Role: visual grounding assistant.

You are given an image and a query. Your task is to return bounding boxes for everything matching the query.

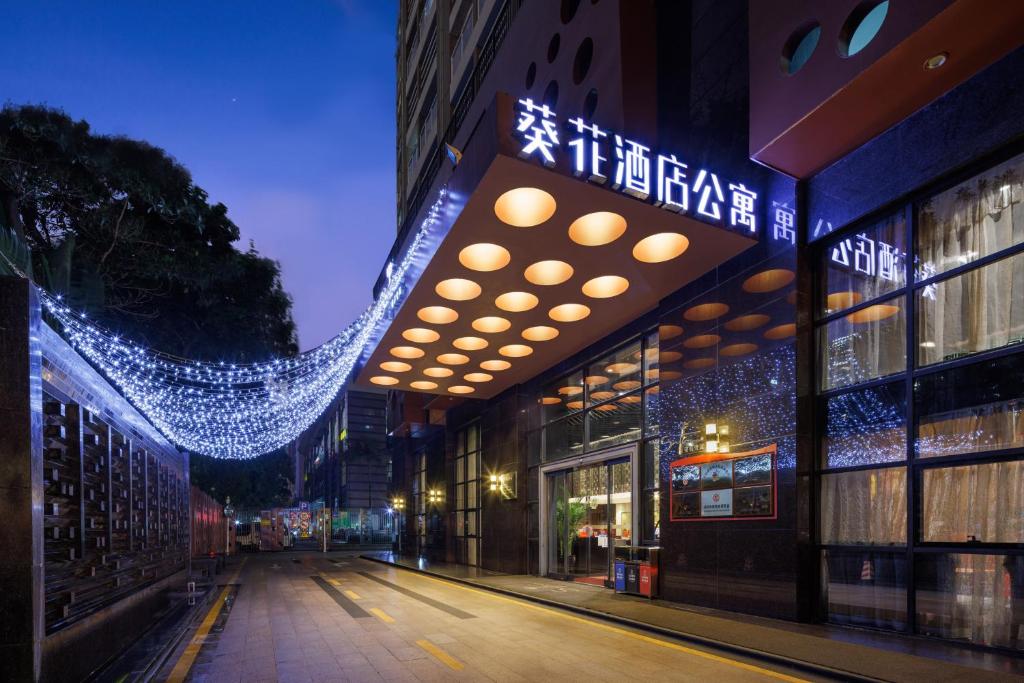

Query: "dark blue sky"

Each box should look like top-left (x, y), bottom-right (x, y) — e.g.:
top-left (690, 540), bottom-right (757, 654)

top-left (1, 1), bottom-right (398, 350)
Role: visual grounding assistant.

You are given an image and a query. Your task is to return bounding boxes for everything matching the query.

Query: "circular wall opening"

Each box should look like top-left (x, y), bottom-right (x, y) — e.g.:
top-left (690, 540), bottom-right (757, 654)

top-left (561, 0), bottom-right (581, 23)
top-left (780, 22), bottom-right (821, 75)
top-left (839, 1), bottom-right (889, 58)
top-left (543, 80), bottom-right (559, 108)
top-left (573, 38), bottom-right (594, 84)
top-left (547, 33), bottom-right (561, 63)
top-left (583, 88), bottom-right (598, 118)
top-left (525, 61), bottom-right (537, 88)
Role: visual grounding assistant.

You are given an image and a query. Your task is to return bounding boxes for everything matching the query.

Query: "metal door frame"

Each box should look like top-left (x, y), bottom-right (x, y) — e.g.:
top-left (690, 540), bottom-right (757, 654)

top-left (538, 443), bottom-right (639, 577)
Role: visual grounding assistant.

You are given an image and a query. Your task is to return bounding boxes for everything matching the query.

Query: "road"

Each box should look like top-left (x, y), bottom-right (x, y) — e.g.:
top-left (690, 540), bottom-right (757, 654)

top-left (163, 551), bottom-right (824, 683)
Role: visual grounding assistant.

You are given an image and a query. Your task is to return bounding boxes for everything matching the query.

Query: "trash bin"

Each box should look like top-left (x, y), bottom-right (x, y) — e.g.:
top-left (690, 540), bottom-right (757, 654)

top-left (614, 561), bottom-right (626, 591)
top-left (624, 561), bottom-right (640, 594)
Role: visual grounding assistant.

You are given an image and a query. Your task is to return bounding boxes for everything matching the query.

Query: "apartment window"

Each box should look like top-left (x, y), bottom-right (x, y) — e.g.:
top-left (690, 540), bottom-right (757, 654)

top-left (816, 149), bottom-right (1024, 650)
top-left (454, 423), bottom-right (481, 566)
top-left (451, 7), bottom-right (475, 76)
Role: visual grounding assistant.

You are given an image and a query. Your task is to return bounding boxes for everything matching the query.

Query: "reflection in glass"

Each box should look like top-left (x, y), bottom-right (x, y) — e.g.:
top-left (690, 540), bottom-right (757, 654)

top-left (818, 295), bottom-right (906, 391)
top-left (916, 251), bottom-right (1024, 365)
top-left (822, 550), bottom-right (907, 630)
top-left (916, 151), bottom-right (1024, 280)
top-left (544, 413), bottom-right (584, 461)
top-left (922, 460), bottom-right (1024, 543)
top-left (589, 341), bottom-right (642, 407)
top-left (916, 354), bottom-right (1024, 458)
top-left (645, 385), bottom-right (659, 436)
top-left (822, 383), bottom-right (906, 468)
top-left (644, 330), bottom-right (659, 385)
top-left (587, 393), bottom-right (642, 450)
top-left (916, 553), bottom-right (1024, 651)
top-left (820, 213), bottom-right (906, 317)
top-left (821, 468), bottom-right (907, 545)
top-left (541, 370), bottom-right (584, 423)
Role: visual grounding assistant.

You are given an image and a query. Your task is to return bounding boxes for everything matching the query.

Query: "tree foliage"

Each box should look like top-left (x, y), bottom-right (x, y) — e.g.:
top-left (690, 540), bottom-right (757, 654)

top-left (189, 450), bottom-right (295, 511)
top-left (0, 104), bottom-right (298, 362)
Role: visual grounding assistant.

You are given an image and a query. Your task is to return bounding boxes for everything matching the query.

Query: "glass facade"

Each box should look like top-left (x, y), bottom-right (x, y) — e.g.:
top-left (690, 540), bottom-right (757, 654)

top-left (453, 423), bottom-right (480, 566)
top-left (816, 151), bottom-right (1024, 651)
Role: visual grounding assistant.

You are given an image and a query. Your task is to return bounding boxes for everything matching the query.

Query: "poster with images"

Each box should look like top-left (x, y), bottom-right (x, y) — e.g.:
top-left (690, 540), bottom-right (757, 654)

top-left (668, 444), bottom-right (777, 522)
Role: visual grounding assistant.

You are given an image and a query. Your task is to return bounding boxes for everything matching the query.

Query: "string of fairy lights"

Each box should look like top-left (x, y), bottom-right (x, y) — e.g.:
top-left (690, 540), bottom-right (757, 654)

top-left (32, 188), bottom-right (448, 459)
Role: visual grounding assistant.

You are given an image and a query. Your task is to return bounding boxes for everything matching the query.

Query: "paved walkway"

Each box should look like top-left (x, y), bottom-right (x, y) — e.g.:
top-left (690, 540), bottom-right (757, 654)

top-left (160, 551), bottom-right (832, 682)
top-left (361, 552), bottom-right (1024, 682)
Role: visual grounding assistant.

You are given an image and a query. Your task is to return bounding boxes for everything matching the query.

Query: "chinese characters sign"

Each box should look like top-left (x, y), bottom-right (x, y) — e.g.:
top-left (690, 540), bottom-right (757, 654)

top-left (515, 97), bottom-right (759, 234)
top-left (669, 444), bottom-right (777, 522)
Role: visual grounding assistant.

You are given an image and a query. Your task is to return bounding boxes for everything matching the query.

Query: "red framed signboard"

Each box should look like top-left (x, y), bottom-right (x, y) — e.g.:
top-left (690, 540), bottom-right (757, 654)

top-left (669, 444), bottom-right (777, 522)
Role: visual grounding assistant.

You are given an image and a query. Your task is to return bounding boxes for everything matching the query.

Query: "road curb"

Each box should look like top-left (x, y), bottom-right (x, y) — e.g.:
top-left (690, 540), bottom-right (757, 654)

top-left (361, 554), bottom-right (883, 683)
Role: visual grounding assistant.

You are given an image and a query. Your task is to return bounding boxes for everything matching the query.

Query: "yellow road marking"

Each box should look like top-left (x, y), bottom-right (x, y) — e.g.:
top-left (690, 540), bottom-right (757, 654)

top-left (329, 578), bottom-right (343, 587)
top-left (416, 639), bottom-right (464, 671)
top-left (165, 557), bottom-right (247, 683)
top-left (402, 570), bottom-right (807, 683)
top-left (344, 589), bottom-right (361, 600)
top-left (369, 607), bottom-right (395, 623)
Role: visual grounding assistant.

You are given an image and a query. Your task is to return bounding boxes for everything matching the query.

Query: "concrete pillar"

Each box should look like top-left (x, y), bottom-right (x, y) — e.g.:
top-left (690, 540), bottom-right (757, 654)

top-left (0, 277), bottom-right (44, 681)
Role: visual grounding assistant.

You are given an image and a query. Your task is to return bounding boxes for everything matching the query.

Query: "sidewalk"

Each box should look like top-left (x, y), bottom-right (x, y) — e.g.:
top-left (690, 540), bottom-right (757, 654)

top-left (362, 552), bottom-right (1023, 682)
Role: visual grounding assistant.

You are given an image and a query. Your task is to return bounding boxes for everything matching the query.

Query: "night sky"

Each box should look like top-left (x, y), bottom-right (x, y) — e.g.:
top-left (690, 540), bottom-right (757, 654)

top-left (1, 1), bottom-right (399, 351)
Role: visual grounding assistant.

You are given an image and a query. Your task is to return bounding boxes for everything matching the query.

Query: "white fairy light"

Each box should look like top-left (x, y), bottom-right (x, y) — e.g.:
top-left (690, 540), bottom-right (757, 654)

top-left (38, 187), bottom-right (449, 460)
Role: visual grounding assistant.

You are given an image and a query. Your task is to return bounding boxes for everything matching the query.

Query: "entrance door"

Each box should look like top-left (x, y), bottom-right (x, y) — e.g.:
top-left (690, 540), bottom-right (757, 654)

top-left (545, 456), bottom-right (632, 586)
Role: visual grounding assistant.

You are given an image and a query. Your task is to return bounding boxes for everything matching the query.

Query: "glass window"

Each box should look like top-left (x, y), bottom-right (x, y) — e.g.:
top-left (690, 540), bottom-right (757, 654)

top-left (818, 295), bottom-right (906, 391)
top-left (641, 439), bottom-right (661, 544)
top-left (821, 467), bottom-right (907, 545)
top-left (915, 553), bottom-right (1024, 650)
top-left (540, 371), bottom-right (584, 422)
top-left (916, 354), bottom-right (1024, 458)
top-left (916, 251), bottom-right (1024, 365)
top-left (644, 385), bottom-right (659, 436)
top-left (588, 342), bottom-right (641, 407)
top-left (822, 550), bottom-right (907, 631)
top-left (820, 213), bottom-right (906, 317)
top-left (821, 383), bottom-right (906, 468)
top-left (544, 414), bottom-right (584, 461)
top-left (922, 460), bottom-right (1024, 543)
top-left (916, 152), bottom-right (1024, 280)
top-left (644, 330), bottom-right (659, 385)
top-left (587, 394), bottom-right (642, 450)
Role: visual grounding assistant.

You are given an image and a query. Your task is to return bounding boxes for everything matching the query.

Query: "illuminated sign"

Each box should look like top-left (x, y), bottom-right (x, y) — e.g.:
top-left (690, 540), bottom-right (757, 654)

top-left (669, 444), bottom-right (777, 522)
top-left (515, 98), bottom-right (759, 234)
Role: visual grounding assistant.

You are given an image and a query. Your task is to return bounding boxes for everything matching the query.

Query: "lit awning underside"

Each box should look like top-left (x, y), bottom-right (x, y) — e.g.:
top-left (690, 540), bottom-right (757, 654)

top-left (355, 154), bottom-right (756, 399)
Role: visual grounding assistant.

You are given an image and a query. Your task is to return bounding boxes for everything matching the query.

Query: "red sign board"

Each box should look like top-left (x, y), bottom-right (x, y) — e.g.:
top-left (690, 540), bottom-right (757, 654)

top-left (669, 444), bottom-right (777, 522)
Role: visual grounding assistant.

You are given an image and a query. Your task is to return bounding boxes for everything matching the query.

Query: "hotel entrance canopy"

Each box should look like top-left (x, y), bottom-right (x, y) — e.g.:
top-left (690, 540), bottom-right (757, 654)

top-left (355, 94), bottom-right (758, 399)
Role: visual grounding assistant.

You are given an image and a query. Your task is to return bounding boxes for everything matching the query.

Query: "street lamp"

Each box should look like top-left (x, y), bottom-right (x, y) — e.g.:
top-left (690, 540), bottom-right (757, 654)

top-left (391, 496), bottom-right (405, 557)
top-left (223, 496), bottom-right (234, 558)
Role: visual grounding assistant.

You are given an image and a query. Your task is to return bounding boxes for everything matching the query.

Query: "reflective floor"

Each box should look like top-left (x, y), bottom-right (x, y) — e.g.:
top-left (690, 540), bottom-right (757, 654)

top-left (163, 551), bottom-right (820, 682)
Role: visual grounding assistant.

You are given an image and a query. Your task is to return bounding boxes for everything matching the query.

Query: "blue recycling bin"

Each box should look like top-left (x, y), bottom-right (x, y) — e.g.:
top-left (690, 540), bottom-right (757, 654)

top-left (614, 561), bottom-right (626, 591)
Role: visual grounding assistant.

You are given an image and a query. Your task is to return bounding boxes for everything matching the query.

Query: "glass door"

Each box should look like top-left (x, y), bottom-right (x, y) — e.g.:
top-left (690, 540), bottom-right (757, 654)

top-left (569, 463), bottom-right (610, 584)
top-left (547, 470), bottom-right (570, 578)
top-left (608, 459), bottom-right (632, 559)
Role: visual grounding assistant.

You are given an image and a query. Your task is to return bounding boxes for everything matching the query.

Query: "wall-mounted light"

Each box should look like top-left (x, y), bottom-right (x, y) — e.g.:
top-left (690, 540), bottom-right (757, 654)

top-left (488, 472), bottom-right (517, 500)
top-left (704, 422), bottom-right (731, 453)
top-left (428, 489), bottom-right (444, 505)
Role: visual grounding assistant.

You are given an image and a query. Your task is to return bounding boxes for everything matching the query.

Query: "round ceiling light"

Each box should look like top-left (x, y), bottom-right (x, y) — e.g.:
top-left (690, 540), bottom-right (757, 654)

top-left (568, 211), bottom-right (627, 246)
top-left (846, 304), bottom-right (900, 324)
top-left (472, 316), bottom-right (512, 333)
top-left (418, 306), bottom-right (458, 324)
top-left (390, 346), bottom-right (425, 359)
top-left (683, 358), bottom-right (716, 369)
top-left (463, 372), bottom-right (493, 383)
top-left (539, 397), bottom-right (561, 405)
top-left (683, 334), bottom-right (721, 349)
top-left (435, 278), bottom-right (482, 301)
top-left (721, 343), bottom-right (758, 357)
top-left (659, 324), bottom-right (683, 340)
top-left (605, 362), bottom-right (638, 374)
top-left (742, 269), bottom-right (795, 293)
top-left (764, 323), bottom-right (797, 340)
top-left (423, 367), bottom-right (454, 378)
top-left (725, 314), bottom-right (771, 332)
top-left (480, 359), bottom-right (512, 371)
top-left (403, 327), bottom-right (440, 343)
top-left (566, 400), bottom-right (584, 410)
top-left (613, 380), bottom-right (641, 391)
top-left (495, 291), bottom-right (539, 312)
top-left (524, 260), bottom-right (574, 285)
top-left (558, 385), bottom-right (583, 396)
top-left (370, 376), bottom-right (399, 386)
top-left (459, 243), bottom-right (511, 272)
top-left (632, 232), bottom-right (689, 263)
top-left (522, 325), bottom-right (559, 342)
top-left (549, 303), bottom-right (591, 322)
top-left (453, 336), bottom-right (489, 351)
top-left (499, 344), bottom-right (533, 358)
top-left (379, 361), bottom-right (411, 372)
top-left (410, 380), bottom-right (438, 391)
top-left (448, 385), bottom-right (475, 395)
top-left (585, 375), bottom-right (608, 386)
top-left (494, 187), bottom-right (557, 227)
top-left (683, 302), bottom-right (729, 321)
top-left (437, 353), bottom-right (470, 365)
top-left (826, 291), bottom-right (863, 312)
top-left (582, 275), bottom-right (629, 299)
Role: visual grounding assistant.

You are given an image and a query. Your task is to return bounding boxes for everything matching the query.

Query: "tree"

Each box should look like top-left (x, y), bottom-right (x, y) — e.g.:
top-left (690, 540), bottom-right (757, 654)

top-left (189, 450), bottom-right (295, 510)
top-left (0, 104), bottom-right (297, 362)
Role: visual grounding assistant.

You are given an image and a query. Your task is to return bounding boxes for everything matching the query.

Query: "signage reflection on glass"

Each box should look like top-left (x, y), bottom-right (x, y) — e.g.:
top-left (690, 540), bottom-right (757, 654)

top-left (668, 444), bottom-right (777, 522)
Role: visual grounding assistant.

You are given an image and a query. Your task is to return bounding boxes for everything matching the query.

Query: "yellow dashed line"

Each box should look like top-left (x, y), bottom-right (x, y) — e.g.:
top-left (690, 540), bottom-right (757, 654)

top-left (344, 589), bottom-right (361, 600)
top-left (329, 578), bottom-right (343, 587)
top-left (369, 607), bottom-right (395, 623)
top-left (416, 639), bottom-right (464, 671)
top-left (165, 557), bottom-right (247, 683)
top-left (402, 570), bottom-right (807, 683)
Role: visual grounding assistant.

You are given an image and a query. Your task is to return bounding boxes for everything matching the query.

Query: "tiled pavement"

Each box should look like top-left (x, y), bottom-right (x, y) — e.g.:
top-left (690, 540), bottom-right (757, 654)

top-left (167, 551), bottom-right (819, 683)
